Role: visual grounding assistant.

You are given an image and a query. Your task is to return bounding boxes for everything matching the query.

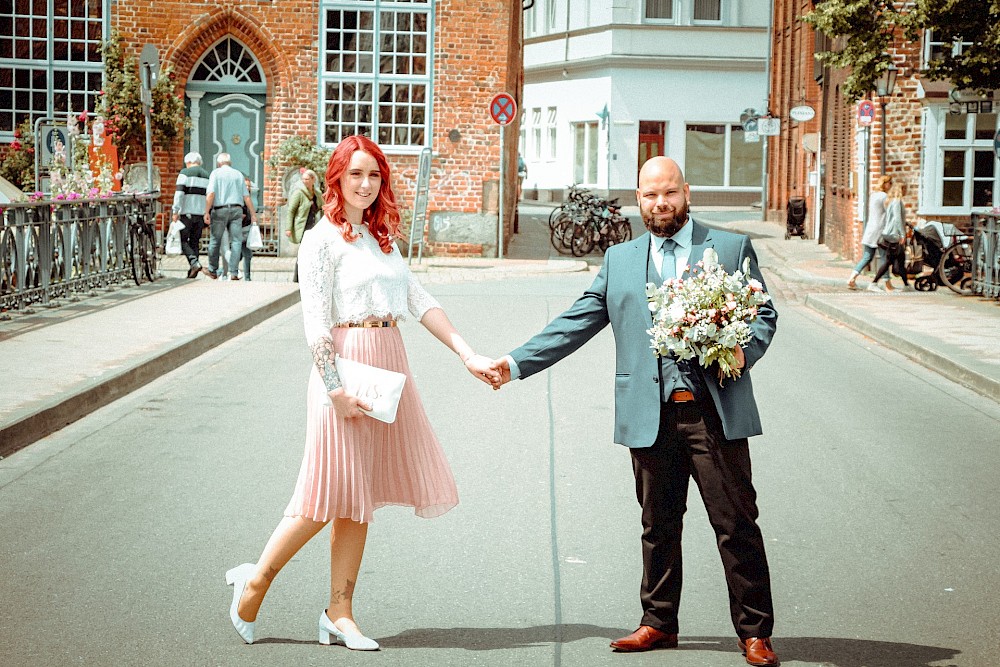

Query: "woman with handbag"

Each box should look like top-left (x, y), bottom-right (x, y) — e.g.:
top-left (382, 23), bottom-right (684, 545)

top-left (225, 135), bottom-right (500, 650)
top-left (847, 174), bottom-right (892, 290)
top-left (868, 182), bottom-right (910, 293)
top-left (287, 168), bottom-right (322, 282)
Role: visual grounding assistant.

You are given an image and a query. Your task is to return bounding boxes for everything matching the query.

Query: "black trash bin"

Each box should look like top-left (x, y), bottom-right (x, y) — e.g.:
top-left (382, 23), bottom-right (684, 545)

top-left (786, 197), bottom-right (808, 240)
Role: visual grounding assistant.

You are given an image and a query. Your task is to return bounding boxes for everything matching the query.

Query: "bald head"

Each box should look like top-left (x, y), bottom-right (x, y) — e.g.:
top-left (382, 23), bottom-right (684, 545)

top-left (638, 157), bottom-right (684, 187)
top-left (636, 157), bottom-right (690, 237)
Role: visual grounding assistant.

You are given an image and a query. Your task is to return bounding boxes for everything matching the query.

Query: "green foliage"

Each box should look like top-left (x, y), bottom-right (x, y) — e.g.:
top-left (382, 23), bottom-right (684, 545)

top-left (804, 0), bottom-right (1000, 99)
top-left (802, 0), bottom-right (902, 100)
top-left (0, 119), bottom-right (35, 192)
top-left (901, 0), bottom-right (1000, 93)
top-left (97, 30), bottom-right (188, 163)
top-left (267, 135), bottom-right (332, 180)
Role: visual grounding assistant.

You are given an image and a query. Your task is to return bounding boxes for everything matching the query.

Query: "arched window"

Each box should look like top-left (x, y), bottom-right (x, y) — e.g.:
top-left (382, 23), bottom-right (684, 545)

top-left (191, 38), bottom-right (264, 85)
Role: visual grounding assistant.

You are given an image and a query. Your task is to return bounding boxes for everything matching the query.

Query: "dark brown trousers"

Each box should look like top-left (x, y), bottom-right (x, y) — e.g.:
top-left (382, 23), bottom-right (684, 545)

top-left (630, 397), bottom-right (774, 639)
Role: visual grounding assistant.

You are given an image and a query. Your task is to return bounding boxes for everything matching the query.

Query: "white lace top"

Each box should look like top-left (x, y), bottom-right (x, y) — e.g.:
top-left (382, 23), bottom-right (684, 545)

top-left (298, 217), bottom-right (441, 346)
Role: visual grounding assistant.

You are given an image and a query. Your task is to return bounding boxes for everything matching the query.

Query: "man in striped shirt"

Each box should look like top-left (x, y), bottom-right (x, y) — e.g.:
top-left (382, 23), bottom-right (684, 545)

top-left (171, 152), bottom-right (211, 279)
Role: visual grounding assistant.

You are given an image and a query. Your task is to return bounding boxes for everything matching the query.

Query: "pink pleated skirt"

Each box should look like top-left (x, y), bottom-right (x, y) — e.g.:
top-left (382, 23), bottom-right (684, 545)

top-left (283, 326), bottom-right (459, 524)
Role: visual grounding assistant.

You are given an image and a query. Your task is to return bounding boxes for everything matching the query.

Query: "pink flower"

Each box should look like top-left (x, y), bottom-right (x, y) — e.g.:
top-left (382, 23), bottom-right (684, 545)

top-left (10, 140), bottom-right (21, 151)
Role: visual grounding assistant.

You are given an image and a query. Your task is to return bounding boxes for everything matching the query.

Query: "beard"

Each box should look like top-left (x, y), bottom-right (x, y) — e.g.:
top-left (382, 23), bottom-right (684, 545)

top-left (642, 201), bottom-right (690, 238)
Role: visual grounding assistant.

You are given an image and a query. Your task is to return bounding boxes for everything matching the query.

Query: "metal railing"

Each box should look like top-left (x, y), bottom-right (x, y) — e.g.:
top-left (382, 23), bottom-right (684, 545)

top-left (971, 212), bottom-right (1000, 299)
top-left (197, 206), bottom-right (282, 256)
top-left (0, 194), bottom-right (159, 312)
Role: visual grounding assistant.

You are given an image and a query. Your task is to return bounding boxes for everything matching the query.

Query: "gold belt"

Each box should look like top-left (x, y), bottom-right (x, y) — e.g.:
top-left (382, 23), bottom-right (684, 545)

top-left (337, 320), bottom-right (397, 328)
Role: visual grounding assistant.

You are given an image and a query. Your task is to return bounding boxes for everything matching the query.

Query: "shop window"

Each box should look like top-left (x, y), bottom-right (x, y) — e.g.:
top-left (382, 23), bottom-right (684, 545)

top-left (930, 110), bottom-right (998, 210)
top-left (546, 107), bottom-right (557, 160)
top-left (531, 107), bottom-right (542, 161)
top-left (685, 123), bottom-right (761, 188)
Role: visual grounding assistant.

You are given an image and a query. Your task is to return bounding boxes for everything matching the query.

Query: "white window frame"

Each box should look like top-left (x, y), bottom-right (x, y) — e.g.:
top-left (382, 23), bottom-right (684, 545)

top-left (546, 106), bottom-right (557, 161)
top-left (531, 107), bottom-right (542, 161)
top-left (573, 120), bottom-right (599, 186)
top-left (643, 0), bottom-right (677, 24)
top-left (920, 105), bottom-right (998, 214)
top-left (692, 0), bottom-right (724, 25)
top-left (545, 0), bottom-right (557, 33)
top-left (0, 0), bottom-right (109, 139)
top-left (922, 29), bottom-right (973, 69)
top-left (518, 108), bottom-right (526, 156)
top-left (319, 0), bottom-right (433, 153)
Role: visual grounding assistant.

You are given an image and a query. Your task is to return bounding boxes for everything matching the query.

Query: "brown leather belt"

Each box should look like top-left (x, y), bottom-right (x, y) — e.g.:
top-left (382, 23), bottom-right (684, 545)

top-left (337, 320), bottom-right (397, 328)
top-left (669, 389), bottom-right (695, 403)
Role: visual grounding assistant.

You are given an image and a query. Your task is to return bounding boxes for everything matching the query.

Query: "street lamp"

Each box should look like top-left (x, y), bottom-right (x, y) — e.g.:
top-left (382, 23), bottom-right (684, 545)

top-left (875, 62), bottom-right (899, 175)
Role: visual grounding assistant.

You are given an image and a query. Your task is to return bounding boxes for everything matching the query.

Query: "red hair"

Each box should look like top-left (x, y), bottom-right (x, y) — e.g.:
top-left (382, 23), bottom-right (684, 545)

top-left (322, 135), bottom-right (401, 254)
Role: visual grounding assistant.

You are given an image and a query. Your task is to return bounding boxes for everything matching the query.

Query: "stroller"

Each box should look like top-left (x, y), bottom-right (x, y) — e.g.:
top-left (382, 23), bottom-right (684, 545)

top-left (785, 197), bottom-right (808, 239)
top-left (907, 221), bottom-right (961, 291)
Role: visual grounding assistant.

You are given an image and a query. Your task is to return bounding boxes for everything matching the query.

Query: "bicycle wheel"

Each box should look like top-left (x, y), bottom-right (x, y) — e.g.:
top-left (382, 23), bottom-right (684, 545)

top-left (937, 239), bottom-right (973, 295)
top-left (129, 226), bottom-right (146, 285)
top-left (571, 221), bottom-right (596, 256)
top-left (548, 205), bottom-right (565, 230)
top-left (550, 218), bottom-right (574, 255)
top-left (141, 226), bottom-right (158, 282)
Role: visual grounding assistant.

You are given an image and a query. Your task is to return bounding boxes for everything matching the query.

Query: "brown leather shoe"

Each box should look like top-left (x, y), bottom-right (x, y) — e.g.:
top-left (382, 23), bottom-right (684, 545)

top-left (610, 626), bottom-right (678, 652)
top-left (739, 637), bottom-right (779, 666)
top-left (201, 267), bottom-right (217, 280)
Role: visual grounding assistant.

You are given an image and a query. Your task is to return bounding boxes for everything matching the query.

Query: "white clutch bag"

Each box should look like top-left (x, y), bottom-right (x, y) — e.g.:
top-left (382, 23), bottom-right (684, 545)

top-left (328, 354), bottom-right (407, 424)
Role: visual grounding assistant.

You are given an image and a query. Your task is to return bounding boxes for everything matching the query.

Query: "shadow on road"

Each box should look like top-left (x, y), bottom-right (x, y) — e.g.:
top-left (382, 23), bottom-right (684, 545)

top-left (377, 623), bottom-right (627, 649)
top-left (375, 627), bottom-right (960, 666)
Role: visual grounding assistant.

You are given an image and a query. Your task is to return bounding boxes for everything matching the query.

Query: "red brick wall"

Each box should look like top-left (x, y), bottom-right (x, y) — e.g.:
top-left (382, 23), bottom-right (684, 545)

top-left (113, 0), bottom-right (522, 255)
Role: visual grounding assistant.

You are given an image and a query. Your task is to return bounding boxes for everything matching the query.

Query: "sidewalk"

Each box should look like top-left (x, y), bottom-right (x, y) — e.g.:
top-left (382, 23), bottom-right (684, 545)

top-left (2, 207), bottom-right (998, 458)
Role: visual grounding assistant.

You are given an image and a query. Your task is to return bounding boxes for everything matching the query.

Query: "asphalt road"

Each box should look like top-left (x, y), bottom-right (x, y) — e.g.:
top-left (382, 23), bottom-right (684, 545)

top-left (2, 269), bottom-right (999, 666)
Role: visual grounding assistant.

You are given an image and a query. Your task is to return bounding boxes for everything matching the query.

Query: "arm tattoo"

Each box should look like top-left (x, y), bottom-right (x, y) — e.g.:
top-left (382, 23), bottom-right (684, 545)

top-left (311, 337), bottom-right (342, 393)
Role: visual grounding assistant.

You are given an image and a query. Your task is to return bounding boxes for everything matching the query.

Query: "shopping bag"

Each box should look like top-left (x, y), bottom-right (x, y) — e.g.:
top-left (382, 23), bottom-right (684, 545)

top-left (246, 224), bottom-right (264, 251)
top-left (165, 220), bottom-right (185, 256)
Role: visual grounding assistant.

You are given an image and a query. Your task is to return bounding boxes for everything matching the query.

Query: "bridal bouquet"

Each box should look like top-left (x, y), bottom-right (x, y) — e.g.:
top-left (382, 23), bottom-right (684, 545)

top-left (646, 248), bottom-right (770, 381)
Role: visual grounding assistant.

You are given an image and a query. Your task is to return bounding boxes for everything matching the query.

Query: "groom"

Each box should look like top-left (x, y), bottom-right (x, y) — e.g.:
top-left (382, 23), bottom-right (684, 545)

top-left (492, 157), bottom-right (780, 666)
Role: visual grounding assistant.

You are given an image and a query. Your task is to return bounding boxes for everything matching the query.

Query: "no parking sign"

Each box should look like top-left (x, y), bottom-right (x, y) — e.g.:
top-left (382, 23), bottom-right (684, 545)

top-left (489, 93), bottom-right (517, 126)
top-left (857, 100), bottom-right (876, 126)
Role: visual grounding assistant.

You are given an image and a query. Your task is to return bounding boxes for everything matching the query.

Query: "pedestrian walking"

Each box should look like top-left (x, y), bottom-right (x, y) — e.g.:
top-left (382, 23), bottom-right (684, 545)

top-left (848, 175), bottom-right (892, 290)
top-left (868, 182), bottom-right (910, 293)
top-left (286, 168), bottom-right (323, 283)
top-left (224, 135), bottom-right (501, 650)
top-left (170, 152), bottom-right (210, 279)
top-left (203, 153), bottom-right (256, 280)
top-left (237, 175), bottom-right (255, 281)
top-left (490, 156), bottom-right (780, 667)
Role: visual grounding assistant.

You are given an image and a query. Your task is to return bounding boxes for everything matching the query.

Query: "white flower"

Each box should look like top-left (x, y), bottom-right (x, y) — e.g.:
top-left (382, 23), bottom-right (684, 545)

top-left (702, 247), bottom-right (719, 270)
top-left (646, 253), bottom-right (771, 383)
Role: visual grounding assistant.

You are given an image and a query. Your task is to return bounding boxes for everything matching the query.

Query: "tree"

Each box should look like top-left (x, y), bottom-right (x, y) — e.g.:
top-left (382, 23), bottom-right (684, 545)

top-left (803, 0), bottom-right (1000, 100)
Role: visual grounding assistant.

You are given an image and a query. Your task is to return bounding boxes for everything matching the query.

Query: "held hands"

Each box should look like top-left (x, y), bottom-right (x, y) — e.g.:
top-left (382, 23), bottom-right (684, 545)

top-left (488, 357), bottom-right (511, 391)
top-left (464, 354), bottom-right (503, 389)
top-left (327, 388), bottom-right (372, 420)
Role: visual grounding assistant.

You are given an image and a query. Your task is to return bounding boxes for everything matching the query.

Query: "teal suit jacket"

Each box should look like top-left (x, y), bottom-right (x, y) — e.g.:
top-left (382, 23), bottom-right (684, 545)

top-left (510, 220), bottom-right (777, 447)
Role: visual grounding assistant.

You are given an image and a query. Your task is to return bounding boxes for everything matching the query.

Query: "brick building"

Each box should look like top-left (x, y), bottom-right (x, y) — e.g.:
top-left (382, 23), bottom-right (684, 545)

top-left (768, 1), bottom-right (995, 261)
top-left (0, 1), bottom-right (523, 257)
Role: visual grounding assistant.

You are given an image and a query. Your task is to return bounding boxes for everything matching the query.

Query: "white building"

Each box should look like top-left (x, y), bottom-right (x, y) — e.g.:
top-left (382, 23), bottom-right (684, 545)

top-left (521, 0), bottom-right (771, 205)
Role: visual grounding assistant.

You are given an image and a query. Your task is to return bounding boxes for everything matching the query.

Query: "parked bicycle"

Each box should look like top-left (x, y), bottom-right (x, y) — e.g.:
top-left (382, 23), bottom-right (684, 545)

top-left (549, 185), bottom-right (632, 256)
top-left (127, 207), bottom-right (158, 285)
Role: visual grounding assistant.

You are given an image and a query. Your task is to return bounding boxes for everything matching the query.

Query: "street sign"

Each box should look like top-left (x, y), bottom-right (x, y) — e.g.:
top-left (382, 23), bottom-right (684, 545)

top-left (742, 117), bottom-right (758, 133)
top-left (790, 105), bottom-right (816, 122)
top-left (857, 100), bottom-right (875, 126)
top-left (744, 130), bottom-right (760, 143)
top-left (489, 93), bottom-right (517, 126)
top-left (758, 117), bottom-right (781, 136)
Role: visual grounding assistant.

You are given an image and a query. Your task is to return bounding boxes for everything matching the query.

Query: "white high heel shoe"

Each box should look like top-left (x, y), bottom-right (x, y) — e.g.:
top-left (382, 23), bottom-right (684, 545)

top-left (225, 563), bottom-right (257, 644)
top-left (318, 611), bottom-right (379, 650)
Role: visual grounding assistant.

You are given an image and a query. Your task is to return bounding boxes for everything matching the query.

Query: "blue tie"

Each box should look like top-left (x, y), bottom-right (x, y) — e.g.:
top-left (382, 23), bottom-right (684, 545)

top-left (660, 238), bottom-right (677, 281)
